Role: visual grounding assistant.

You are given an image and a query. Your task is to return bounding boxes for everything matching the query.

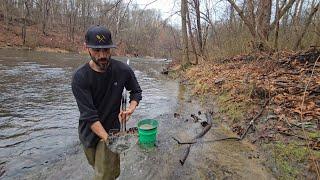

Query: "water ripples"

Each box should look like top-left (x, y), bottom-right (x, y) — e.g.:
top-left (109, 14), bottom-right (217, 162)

top-left (0, 49), bottom-right (178, 179)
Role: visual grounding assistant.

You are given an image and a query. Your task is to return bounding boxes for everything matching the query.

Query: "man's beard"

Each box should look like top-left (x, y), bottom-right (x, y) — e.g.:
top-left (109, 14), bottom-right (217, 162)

top-left (89, 53), bottom-right (110, 71)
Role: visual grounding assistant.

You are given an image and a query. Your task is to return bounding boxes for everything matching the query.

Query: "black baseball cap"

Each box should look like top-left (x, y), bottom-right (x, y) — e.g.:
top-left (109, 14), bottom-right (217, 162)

top-left (85, 25), bottom-right (117, 49)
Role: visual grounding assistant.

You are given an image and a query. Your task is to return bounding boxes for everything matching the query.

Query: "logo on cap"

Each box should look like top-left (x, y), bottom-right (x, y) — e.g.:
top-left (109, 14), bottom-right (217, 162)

top-left (96, 35), bottom-right (106, 43)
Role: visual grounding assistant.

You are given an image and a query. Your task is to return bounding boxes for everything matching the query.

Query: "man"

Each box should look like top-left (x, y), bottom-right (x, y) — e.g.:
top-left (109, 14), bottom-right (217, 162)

top-left (71, 25), bottom-right (142, 179)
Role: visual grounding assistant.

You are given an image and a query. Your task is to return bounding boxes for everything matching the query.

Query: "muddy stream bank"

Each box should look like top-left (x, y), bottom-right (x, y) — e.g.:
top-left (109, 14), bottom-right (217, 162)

top-left (0, 49), bottom-right (274, 179)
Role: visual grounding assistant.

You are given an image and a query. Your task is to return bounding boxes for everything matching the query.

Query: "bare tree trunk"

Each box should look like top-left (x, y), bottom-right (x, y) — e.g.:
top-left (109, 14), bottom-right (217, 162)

top-left (229, 4), bottom-right (235, 28)
top-left (292, 0), bottom-right (301, 25)
top-left (274, 0), bottom-right (280, 50)
top-left (181, 0), bottom-right (190, 67)
top-left (72, 11), bottom-right (77, 43)
top-left (202, 24), bottom-right (209, 60)
top-left (294, 2), bottom-right (319, 50)
top-left (270, 0), bottom-right (296, 31)
top-left (85, 1), bottom-right (90, 29)
top-left (22, 0), bottom-right (30, 45)
top-left (3, 0), bottom-right (10, 29)
top-left (42, 0), bottom-right (50, 35)
top-left (296, 0), bottom-right (304, 25)
top-left (279, 0), bottom-right (288, 34)
top-left (239, 0), bottom-right (247, 29)
top-left (115, 8), bottom-right (122, 40)
top-left (227, 0), bottom-right (256, 39)
top-left (194, 0), bottom-right (203, 56)
top-left (186, 5), bottom-right (198, 64)
top-left (256, 0), bottom-right (272, 42)
top-left (247, 0), bottom-right (256, 38)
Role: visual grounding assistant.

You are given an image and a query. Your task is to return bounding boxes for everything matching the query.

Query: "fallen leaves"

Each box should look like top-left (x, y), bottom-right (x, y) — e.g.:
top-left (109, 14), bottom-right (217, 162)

top-left (183, 47), bottom-right (320, 130)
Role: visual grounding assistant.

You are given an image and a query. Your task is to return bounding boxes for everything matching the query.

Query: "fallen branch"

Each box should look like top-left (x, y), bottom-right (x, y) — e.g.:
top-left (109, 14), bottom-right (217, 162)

top-left (172, 137), bottom-right (195, 145)
top-left (195, 121), bottom-right (212, 139)
top-left (0, 165), bottom-right (5, 178)
top-left (172, 136), bottom-right (240, 145)
top-left (180, 144), bottom-right (191, 165)
top-left (179, 111), bottom-right (213, 165)
top-left (240, 98), bottom-right (270, 140)
top-left (277, 130), bottom-right (310, 140)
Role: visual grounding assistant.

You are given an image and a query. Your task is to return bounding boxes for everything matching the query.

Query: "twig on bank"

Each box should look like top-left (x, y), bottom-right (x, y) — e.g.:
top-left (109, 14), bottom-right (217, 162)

top-left (277, 130), bottom-right (310, 140)
top-left (240, 98), bottom-right (270, 140)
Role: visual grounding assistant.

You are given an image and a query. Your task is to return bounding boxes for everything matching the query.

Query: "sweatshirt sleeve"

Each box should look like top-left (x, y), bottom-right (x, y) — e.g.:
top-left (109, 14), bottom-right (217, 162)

top-left (125, 68), bottom-right (142, 105)
top-left (71, 72), bottom-right (99, 125)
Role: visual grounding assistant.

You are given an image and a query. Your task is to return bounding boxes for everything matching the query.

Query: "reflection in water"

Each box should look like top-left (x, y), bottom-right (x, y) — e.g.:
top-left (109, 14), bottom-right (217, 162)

top-left (0, 49), bottom-right (178, 179)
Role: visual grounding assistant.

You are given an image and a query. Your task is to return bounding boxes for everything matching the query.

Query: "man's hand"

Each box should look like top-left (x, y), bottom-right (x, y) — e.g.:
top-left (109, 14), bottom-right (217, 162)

top-left (119, 108), bottom-right (133, 122)
top-left (118, 107), bottom-right (134, 123)
top-left (118, 100), bottom-right (138, 123)
top-left (101, 134), bottom-right (109, 142)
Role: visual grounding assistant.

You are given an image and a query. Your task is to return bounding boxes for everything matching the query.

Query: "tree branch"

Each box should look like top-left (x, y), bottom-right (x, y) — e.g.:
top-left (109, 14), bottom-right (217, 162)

top-left (270, 0), bottom-right (297, 31)
top-left (226, 0), bottom-right (256, 38)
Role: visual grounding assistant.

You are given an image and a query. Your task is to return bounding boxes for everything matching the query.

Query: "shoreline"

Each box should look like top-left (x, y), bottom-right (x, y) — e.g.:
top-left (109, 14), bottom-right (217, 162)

top-left (170, 49), bottom-right (320, 179)
top-left (0, 46), bottom-right (168, 60)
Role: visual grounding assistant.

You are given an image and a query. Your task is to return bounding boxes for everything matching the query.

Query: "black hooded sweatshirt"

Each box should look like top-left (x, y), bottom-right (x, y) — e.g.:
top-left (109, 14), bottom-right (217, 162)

top-left (71, 58), bottom-right (142, 148)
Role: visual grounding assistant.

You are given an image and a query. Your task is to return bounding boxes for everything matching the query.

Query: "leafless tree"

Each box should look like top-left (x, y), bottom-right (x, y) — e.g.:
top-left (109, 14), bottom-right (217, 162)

top-left (294, 1), bottom-right (319, 49)
top-left (181, 0), bottom-right (190, 66)
top-left (22, 0), bottom-right (31, 45)
top-left (227, 0), bottom-right (297, 49)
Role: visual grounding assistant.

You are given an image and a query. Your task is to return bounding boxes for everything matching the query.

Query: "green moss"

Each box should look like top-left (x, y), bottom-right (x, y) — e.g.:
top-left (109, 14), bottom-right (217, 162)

top-left (277, 161), bottom-right (298, 180)
top-left (274, 142), bottom-right (308, 162)
top-left (168, 71), bottom-right (179, 79)
top-left (307, 131), bottom-right (320, 139)
top-left (216, 92), bottom-right (246, 123)
top-left (193, 80), bottom-right (210, 95)
top-left (199, 95), bottom-right (206, 105)
top-left (181, 62), bottom-right (192, 70)
top-left (266, 142), bottom-right (311, 179)
top-left (213, 116), bottom-right (220, 123)
top-left (314, 151), bottom-right (320, 159)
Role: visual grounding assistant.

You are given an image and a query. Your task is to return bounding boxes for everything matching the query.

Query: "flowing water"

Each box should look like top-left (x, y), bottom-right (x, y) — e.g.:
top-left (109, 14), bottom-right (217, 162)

top-left (0, 49), bottom-right (274, 179)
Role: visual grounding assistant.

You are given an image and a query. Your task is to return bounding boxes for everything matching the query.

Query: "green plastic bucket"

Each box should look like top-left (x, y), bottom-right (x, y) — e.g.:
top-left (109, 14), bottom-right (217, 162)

top-left (137, 119), bottom-right (158, 148)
